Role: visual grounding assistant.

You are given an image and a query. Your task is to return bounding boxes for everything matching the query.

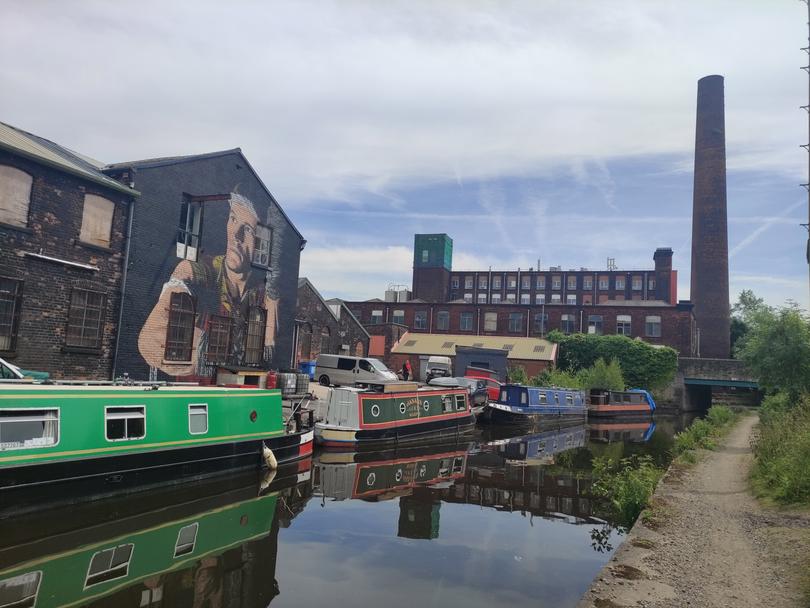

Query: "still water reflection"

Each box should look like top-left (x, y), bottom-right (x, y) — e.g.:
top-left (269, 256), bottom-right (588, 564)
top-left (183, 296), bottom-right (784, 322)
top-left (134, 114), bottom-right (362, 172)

top-left (0, 418), bottom-right (686, 608)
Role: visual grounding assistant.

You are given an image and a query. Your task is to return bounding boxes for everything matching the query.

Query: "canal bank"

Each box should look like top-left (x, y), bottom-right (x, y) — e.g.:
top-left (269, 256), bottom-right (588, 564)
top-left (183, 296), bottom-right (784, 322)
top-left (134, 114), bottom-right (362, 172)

top-left (578, 414), bottom-right (810, 608)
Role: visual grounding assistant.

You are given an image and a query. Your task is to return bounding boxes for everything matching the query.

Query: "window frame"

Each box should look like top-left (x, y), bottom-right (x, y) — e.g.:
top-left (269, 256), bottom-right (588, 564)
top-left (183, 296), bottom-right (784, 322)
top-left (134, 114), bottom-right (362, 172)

top-left (164, 292), bottom-right (196, 362)
top-left (206, 315), bottom-right (231, 363)
top-left (533, 313), bottom-right (548, 333)
top-left (459, 312), bottom-right (474, 331)
top-left (176, 201), bottom-right (203, 261)
top-left (0, 407), bottom-right (60, 451)
top-left (616, 314), bottom-right (632, 336)
top-left (65, 288), bottom-right (106, 350)
top-left (560, 314), bottom-right (576, 334)
top-left (0, 165), bottom-right (33, 228)
top-left (587, 315), bottom-right (603, 335)
top-left (483, 312), bottom-right (498, 332)
top-left (615, 277), bottom-right (625, 290)
top-left (173, 522), bottom-right (199, 558)
top-left (436, 310), bottom-right (450, 331)
top-left (0, 571), bottom-right (42, 607)
top-left (413, 311), bottom-right (427, 330)
top-left (0, 277), bottom-right (23, 353)
top-left (508, 312), bottom-right (523, 333)
top-left (188, 403), bottom-right (208, 435)
top-left (645, 315), bottom-right (662, 338)
top-left (252, 224), bottom-right (273, 267)
top-left (244, 306), bottom-right (267, 365)
top-left (392, 309), bottom-right (405, 325)
top-left (79, 194), bottom-right (115, 248)
top-left (104, 406), bottom-right (146, 442)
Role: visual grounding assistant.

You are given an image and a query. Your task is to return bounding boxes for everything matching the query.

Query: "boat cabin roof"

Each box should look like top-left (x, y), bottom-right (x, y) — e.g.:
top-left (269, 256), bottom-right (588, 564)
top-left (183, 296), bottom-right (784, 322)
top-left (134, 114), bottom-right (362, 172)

top-left (0, 383), bottom-right (265, 392)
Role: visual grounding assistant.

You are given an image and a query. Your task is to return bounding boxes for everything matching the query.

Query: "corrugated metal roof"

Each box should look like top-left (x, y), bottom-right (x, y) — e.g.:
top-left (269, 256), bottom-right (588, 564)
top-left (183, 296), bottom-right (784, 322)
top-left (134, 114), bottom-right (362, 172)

top-left (391, 332), bottom-right (557, 362)
top-left (0, 122), bottom-right (138, 197)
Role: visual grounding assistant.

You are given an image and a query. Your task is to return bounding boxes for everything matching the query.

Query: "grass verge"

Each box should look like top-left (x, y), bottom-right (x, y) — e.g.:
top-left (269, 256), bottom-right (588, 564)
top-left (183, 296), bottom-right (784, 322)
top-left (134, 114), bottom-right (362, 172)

top-left (671, 404), bottom-right (738, 465)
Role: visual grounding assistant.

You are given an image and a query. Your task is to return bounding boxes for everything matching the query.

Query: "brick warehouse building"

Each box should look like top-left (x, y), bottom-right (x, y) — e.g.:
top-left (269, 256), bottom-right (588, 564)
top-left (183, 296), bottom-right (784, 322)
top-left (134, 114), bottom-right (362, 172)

top-left (105, 149), bottom-right (305, 381)
top-left (0, 122), bottom-right (138, 379)
top-left (343, 233), bottom-right (696, 365)
top-left (295, 278), bottom-right (369, 365)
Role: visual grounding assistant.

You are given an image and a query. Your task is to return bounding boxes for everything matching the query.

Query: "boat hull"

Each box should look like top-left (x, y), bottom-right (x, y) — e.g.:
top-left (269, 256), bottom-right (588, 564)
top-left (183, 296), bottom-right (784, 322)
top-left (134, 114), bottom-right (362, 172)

top-left (479, 402), bottom-right (587, 425)
top-left (316, 413), bottom-right (476, 448)
top-left (0, 429), bottom-right (313, 492)
top-left (587, 404), bottom-right (654, 417)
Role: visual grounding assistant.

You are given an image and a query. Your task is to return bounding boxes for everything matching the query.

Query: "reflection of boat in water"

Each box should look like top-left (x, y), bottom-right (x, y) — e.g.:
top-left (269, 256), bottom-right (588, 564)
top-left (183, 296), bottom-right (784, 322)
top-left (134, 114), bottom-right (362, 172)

top-left (482, 424), bottom-right (588, 463)
top-left (0, 459), bottom-right (314, 608)
top-left (317, 443), bottom-right (470, 501)
top-left (588, 420), bottom-right (657, 443)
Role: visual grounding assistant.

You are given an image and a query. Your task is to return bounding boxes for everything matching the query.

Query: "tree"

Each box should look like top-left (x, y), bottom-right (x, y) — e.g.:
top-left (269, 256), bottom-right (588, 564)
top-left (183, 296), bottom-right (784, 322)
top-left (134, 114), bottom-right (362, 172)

top-left (736, 303), bottom-right (810, 399)
top-left (507, 365), bottom-right (528, 384)
top-left (731, 290), bottom-right (767, 356)
top-left (578, 358), bottom-right (625, 391)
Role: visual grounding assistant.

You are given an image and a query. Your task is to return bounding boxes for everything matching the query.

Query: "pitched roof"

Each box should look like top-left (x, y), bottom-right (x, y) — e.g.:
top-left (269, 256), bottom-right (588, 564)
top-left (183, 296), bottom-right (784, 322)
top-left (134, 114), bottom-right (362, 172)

top-left (0, 122), bottom-right (139, 197)
top-left (299, 279), bottom-right (370, 338)
top-left (105, 148), bottom-right (304, 243)
top-left (391, 332), bottom-right (557, 362)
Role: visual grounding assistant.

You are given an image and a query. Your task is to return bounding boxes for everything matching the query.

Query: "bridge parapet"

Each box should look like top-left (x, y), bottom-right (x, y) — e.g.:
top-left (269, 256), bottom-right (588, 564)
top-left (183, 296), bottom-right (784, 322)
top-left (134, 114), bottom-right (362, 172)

top-left (679, 357), bottom-right (756, 383)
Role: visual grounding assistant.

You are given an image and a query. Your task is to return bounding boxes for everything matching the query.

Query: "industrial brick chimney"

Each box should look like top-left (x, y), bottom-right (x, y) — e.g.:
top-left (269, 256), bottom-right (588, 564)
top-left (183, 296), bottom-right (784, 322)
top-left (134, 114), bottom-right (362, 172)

top-left (690, 75), bottom-right (730, 358)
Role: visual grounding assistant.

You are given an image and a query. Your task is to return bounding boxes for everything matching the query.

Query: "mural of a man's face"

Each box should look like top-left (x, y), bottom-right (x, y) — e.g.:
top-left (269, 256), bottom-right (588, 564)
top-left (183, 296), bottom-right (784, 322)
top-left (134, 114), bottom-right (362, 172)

top-left (225, 199), bottom-right (258, 275)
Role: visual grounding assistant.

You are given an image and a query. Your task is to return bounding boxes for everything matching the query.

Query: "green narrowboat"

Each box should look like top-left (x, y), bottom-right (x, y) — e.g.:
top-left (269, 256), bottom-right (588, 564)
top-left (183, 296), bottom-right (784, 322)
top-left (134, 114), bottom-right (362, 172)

top-left (0, 462), bottom-right (313, 608)
top-left (0, 384), bottom-right (313, 490)
top-left (314, 384), bottom-right (476, 448)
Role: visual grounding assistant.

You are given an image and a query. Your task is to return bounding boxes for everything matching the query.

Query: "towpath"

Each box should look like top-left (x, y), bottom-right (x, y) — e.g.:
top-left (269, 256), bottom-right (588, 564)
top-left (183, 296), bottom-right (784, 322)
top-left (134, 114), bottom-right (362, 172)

top-left (578, 414), bottom-right (810, 608)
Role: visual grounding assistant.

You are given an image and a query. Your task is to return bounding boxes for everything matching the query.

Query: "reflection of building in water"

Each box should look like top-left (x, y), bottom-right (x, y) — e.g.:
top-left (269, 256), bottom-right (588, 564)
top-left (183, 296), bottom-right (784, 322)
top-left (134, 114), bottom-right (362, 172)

top-left (0, 466), bottom-right (314, 608)
top-left (437, 452), bottom-right (601, 524)
top-left (398, 492), bottom-right (441, 540)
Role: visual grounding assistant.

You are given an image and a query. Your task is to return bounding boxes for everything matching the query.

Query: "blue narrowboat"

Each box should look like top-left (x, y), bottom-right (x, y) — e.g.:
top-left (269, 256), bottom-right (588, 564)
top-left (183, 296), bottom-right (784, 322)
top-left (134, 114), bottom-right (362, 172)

top-left (479, 385), bottom-right (587, 425)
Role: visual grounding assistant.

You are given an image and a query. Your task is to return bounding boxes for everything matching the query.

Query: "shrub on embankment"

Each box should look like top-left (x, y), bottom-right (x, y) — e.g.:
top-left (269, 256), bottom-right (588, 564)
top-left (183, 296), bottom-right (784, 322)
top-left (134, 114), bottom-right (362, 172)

top-left (752, 395), bottom-right (810, 504)
top-left (591, 405), bottom-right (739, 527)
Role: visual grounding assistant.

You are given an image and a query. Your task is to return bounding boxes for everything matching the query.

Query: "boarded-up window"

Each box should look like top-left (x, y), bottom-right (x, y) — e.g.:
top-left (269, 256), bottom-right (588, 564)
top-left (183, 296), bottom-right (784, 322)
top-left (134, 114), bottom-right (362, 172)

top-left (66, 289), bottom-right (105, 349)
top-left (165, 293), bottom-right (196, 361)
top-left (244, 307), bottom-right (266, 365)
top-left (0, 278), bottom-right (23, 351)
top-left (0, 165), bottom-right (33, 227)
top-left (80, 195), bottom-right (115, 247)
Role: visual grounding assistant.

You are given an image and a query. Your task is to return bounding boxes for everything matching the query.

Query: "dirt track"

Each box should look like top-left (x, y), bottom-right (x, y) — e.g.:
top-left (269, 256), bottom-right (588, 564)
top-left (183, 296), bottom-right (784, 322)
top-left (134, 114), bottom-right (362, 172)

top-left (578, 415), bottom-right (810, 608)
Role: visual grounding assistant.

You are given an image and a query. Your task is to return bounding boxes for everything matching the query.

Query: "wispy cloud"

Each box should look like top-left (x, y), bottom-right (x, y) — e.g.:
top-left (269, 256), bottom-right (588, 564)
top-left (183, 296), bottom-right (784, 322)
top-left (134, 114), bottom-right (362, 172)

top-left (729, 199), bottom-right (805, 258)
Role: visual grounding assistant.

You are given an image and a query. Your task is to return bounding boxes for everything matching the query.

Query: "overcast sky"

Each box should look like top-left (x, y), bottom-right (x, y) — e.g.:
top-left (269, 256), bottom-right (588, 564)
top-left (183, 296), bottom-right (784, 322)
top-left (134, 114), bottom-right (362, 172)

top-left (2, 1), bottom-right (808, 308)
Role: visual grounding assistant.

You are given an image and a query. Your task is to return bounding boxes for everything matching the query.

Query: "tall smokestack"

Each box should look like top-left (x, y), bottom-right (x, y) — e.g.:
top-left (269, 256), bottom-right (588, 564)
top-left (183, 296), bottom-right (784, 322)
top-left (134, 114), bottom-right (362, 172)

top-left (690, 75), bottom-right (730, 358)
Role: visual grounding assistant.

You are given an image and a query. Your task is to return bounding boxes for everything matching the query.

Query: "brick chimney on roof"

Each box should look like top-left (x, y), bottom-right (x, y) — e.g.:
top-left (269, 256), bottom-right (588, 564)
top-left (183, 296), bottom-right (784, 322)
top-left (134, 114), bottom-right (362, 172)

top-left (690, 75), bottom-right (730, 358)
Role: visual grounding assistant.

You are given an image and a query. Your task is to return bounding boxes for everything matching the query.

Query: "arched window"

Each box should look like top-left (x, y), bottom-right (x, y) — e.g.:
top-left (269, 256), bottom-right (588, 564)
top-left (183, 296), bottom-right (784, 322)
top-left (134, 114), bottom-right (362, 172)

top-left (0, 165), bottom-right (33, 228)
top-left (355, 340), bottom-right (364, 356)
top-left (165, 293), bottom-right (196, 361)
top-left (320, 327), bottom-right (331, 355)
top-left (299, 323), bottom-right (313, 361)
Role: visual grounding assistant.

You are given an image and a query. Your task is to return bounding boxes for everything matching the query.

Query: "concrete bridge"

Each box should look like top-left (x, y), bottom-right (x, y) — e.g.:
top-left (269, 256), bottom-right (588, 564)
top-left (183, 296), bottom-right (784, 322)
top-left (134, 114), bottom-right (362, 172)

top-left (666, 357), bottom-right (760, 412)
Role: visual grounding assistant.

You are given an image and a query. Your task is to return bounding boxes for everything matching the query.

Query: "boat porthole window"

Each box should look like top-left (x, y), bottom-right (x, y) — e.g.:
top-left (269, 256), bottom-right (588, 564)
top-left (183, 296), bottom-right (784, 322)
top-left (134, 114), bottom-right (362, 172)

top-left (399, 402), bottom-right (406, 414)
top-left (395, 468), bottom-right (403, 482)
top-left (250, 410), bottom-right (257, 422)
top-left (367, 472), bottom-right (376, 486)
top-left (423, 400), bottom-right (430, 411)
top-left (371, 404), bottom-right (380, 417)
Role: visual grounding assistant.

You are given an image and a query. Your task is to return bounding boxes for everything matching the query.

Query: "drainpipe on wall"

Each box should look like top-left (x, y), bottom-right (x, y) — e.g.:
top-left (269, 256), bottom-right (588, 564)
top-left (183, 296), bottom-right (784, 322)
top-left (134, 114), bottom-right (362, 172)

top-left (526, 308), bottom-right (530, 337)
top-left (580, 309), bottom-right (584, 333)
top-left (111, 197), bottom-right (135, 381)
top-left (429, 307), bottom-right (433, 332)
top-left (477, 307), bottom-right (481, 335)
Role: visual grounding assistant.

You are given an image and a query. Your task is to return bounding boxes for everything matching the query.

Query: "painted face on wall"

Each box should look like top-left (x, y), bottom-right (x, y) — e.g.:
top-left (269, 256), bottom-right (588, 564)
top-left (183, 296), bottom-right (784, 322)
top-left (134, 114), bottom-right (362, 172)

top-left (225, 198), bottom-right (258, 275)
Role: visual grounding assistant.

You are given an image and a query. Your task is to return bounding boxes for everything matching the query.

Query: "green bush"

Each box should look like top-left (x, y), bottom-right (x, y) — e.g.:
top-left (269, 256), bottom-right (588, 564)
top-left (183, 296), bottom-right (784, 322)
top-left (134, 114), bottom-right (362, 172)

top-left (530, 368), bottom-right (581, 388)
top-left (591, 455), bottom-right (664, 529)
top-left (507, 366), bottom-right (528, 384)
top-left (672, 406), bottom-right (737, 457)
top-left (578, 357), bottom-right (625, 391)
top-left (552, 333), bottom-right (677, 391)
top-left (706, 404), bottom-right (734, 427)
top-left (752, 398), bottom-right (810, 503)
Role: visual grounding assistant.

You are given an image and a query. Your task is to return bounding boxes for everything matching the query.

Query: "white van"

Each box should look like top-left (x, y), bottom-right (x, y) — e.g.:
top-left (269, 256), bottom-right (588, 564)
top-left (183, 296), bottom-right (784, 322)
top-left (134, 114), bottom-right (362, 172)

top-left (315, 354), bottom-right (398, 387)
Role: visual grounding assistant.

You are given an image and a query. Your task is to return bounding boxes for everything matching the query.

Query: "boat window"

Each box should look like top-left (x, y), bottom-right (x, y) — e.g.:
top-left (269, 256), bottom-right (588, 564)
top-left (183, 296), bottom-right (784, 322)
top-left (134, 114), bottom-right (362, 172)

top-left (520, 391), bottom-right (528, 405)
top-left (442, 395), bottom-right (454, 413)
top-left (0, 571), bottom-right (41, 608)
top-left (624, 394), bottom-right (632, 403)
top-left (0, 409), bottom-right (59, 450)
top-left (174, 522), bottom-right (199, 557)
top-left (85, 543), bottom-right (133, 587)
top-left (539, 393), bottom-right (548, 404)
top-left (105, 407), bottom-right (145, 441)
top-left (188, 404), bottom-right (208, 435)
top-left (455, 394), bottom-right (466, 411)
top-left (452, 457), bottom-right (464, 473)
top-left (566, 394), bottom-right (574, 405)
top-left (499, 389), bottom-right (507, 402)
top-left (554, 392), bottom-right (560, 404)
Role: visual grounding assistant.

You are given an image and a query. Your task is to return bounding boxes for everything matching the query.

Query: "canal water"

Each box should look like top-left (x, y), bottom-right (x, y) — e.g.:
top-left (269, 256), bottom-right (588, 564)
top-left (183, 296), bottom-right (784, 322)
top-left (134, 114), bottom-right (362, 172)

top-left (0, 417), bottom-right (690, 608)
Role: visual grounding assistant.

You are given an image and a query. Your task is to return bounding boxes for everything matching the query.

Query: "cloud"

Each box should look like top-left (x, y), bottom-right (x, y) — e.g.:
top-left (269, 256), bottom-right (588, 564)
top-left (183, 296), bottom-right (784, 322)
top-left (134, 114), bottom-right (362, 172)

top-left (729, 199), bottom-right (806, 258)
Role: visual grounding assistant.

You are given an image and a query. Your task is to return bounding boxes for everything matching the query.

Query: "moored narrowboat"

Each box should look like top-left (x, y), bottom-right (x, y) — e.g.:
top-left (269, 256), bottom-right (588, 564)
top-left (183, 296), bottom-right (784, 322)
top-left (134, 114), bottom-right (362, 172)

top-left (478, 384), bottom-right (587, 425)
top-left (587, 388), bottom-right (656, 417)
top-left (314, 383), bottom-right (476, 448)
top-left (0, 384), bottom-right (313, 489)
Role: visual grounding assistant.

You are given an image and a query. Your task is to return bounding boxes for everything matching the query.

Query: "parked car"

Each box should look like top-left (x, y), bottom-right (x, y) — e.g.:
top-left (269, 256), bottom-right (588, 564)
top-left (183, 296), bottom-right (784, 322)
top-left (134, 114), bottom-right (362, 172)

top-left (425, 355), bottom-right (452, 382)
top-left (465, 374), bottom-right (502, 402)
top-left (428, 376), bottom-right (488, 407)
top-left (315, 354), bottom-right (398, 387)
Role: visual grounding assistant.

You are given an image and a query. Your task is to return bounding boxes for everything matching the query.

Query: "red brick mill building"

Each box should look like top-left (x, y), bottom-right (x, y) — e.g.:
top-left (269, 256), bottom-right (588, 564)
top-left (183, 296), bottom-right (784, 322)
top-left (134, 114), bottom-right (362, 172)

top-left (341, 234), bottom-right (697, 378)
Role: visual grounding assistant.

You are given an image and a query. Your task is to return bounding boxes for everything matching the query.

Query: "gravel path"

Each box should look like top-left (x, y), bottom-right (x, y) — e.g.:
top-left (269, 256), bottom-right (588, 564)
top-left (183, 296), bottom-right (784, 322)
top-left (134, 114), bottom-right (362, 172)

top-left (578, 414), bottom-right (810, 608)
